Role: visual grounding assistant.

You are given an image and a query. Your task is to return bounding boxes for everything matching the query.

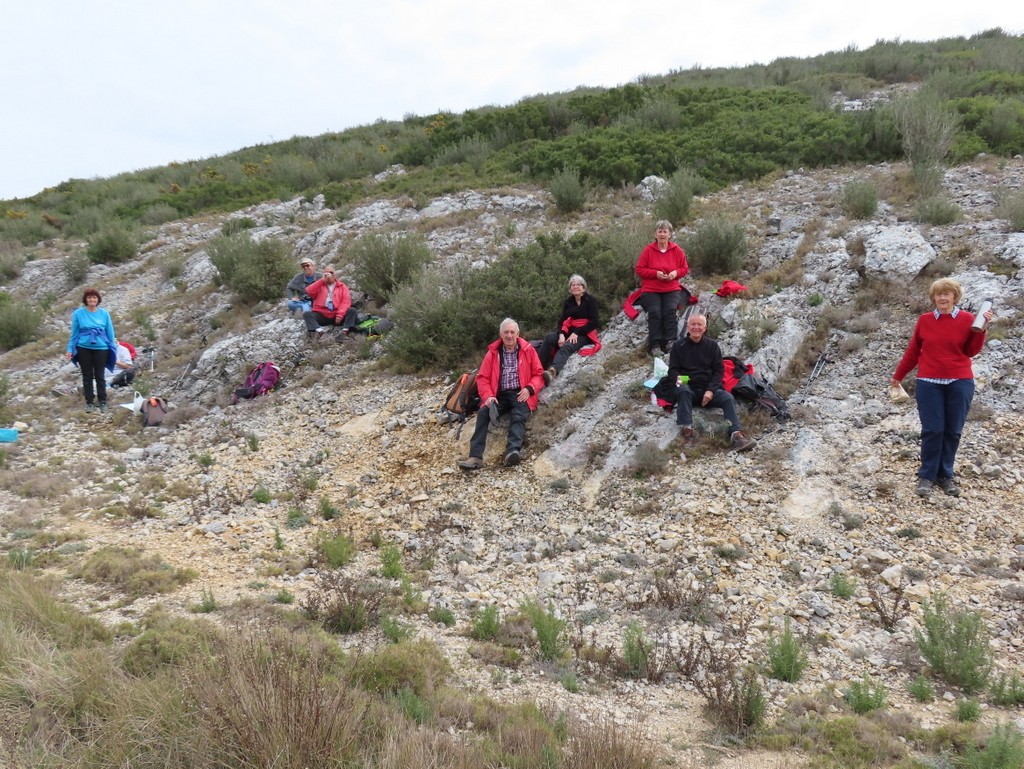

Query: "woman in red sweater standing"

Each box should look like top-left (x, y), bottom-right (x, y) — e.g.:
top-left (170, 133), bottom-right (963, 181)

top-left (635, 220), bottom-right (689, 354)
top-left (890, 278), bottom-right (992, 498)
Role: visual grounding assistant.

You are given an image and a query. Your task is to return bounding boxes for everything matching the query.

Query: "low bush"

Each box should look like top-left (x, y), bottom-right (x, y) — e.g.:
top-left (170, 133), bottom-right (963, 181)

top-left (208, 232), bottom-right (294, 302)
top-left (956, 699), bottom-right (982, 722)
top-left (654, 167), bottom-right (708, 225)
top-left (915, 593), bottom-right (992, 693)
top-left (915, 195), bottom-right (961, 225)
top-left (548, 165), bottom-right (587, 213)
top-left (995, 189), bottom-right (1024, 232)
top-left (74, 546), bottom-right (197, 597)
top-left (350, 231), bottom-right (432, 302)
top-left (520, 600), bottom-right (567, 660)
top-left (301, 571), bottom-right (384, 633)
top-left (841, 179), bottom-right (878, 219)
top-left (908, 673), bottom-right (935, 702)
top-left (350, 639), bottom-right (450, 696)
top-left (682, 213), bottom-right (748, 274)
top-left (631, 441), bottom-right (670, 477)
top-left (87, 224), bottom-right (137, 264)
top-left (317, 532), bottom-right (356, 568)
top-left (766, 619), bottom-right (808, 682)
top-left (961, 723), bottom-right (1024, 769)
top-left (621, 621), bottom-right (655, 679)
top-left (0, 297), bottom-right (43, 350)
top-left (989, 671), bottom-right (1024, 706)
top-left (379, 543), bottom-right (404, 579)
top-left (470, 604), bottom-right (501, 641)
top-left (844, 674), bottom-right (888, 714)
top-left (63, 251), bottom-right (91, 284)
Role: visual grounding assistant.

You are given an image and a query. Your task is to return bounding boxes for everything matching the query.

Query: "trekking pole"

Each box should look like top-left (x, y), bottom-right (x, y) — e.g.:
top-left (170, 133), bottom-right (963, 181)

top-left (807, 346), bottom-right (830, 385)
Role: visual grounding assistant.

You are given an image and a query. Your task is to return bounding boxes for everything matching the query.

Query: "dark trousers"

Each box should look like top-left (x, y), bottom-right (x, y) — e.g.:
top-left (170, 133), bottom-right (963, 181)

top-left (639, 290), bottom-right (682, 351)
top-left (538, 331), bottom-right (588, 373)
top-left (303, 307), bottom-right (358, 332)
top-left (77, 347), bottom-right (108, 405)
top-left (915, 378), bottom-right (974, 481)
top-left (468, 390), bottom-right (529, 459)
top-left (675, 385), bottom-right (742, 434)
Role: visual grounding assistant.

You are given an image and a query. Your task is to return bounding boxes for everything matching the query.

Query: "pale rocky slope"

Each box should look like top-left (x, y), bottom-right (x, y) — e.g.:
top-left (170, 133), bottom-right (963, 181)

top-left (2, 156), bottom-right (1024, 766)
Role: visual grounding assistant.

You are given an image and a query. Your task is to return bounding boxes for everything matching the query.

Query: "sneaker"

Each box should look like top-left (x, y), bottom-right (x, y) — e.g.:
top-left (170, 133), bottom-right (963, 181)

top-left (85, 402), bottom-right (95, 412)
top-left (458, 456), bottom-right (484, 471)
top-left (935, 477), bottom-right (961, 497)
top-left (679, 425), bottom-right (695, 445)
top-left (730, 431), bottom-right (756, 452)
top-left (915, 478), bottom-right (933, 498)
top-left (542, 367), bottom-right (556, 386)
top-left (98, 402), bottom-right (108, 414)
top-left (503, 449), bottom-right (521, 467)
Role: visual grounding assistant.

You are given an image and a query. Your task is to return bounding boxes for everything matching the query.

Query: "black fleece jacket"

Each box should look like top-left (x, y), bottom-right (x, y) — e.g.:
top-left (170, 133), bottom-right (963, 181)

top-left (666, 334), bottom-right (725, 394)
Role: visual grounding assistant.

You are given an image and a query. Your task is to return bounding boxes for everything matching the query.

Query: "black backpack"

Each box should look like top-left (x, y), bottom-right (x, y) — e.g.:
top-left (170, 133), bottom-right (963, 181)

top-left (732, 371), bottom-right (790, 420)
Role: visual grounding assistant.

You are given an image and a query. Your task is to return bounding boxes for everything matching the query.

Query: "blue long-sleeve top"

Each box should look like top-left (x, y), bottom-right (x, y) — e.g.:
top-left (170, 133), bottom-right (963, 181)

top-left (67, 307), bottom-right (116, 353)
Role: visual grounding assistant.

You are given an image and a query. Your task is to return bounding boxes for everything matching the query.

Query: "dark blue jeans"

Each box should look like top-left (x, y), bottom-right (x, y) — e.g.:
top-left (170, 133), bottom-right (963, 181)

top-left (675, 385), bottom-right (742, 434)
top-left (468, 390), bottom-right (529, 459)
top-left (915, 378), bottom-right (974, 481)
top-left (639, 290), bottom-right (681, 351)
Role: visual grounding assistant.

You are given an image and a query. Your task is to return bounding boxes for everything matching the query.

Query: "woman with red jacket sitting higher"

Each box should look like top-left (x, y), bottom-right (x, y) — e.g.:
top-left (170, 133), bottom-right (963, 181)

top-left (635, 220), bottom-right (689, 355)
top-left (890, 278), bottom-right (993, 498)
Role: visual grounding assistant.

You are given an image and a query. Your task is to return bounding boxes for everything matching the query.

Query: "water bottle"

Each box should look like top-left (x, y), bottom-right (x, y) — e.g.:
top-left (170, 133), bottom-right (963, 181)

top-left (972, 298), bottom-right (992, 331)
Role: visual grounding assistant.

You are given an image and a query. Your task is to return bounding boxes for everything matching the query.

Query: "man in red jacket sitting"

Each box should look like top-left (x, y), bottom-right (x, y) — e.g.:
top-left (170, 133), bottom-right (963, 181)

top-left (303, 265), bottom-right (359, 339)
top-left (458, 318), bottom-right (546, 470)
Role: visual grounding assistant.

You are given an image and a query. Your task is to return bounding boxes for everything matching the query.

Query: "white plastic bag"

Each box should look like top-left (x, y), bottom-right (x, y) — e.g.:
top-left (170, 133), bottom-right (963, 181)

top-left (888, 383), bottom-right (910, 404)
top-left (120, 391), bottom-right (144, 413)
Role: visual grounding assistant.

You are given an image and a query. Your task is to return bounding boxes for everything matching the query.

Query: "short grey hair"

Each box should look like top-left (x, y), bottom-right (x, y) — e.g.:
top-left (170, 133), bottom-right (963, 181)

top-left (499, 317), bottom-right (519, 333)
top-left (568, 274), bottom-right (587, 291)
top-left (322, 265), bottom-right (336, 274)
top-left (654, 219), bottom-right (674, 232)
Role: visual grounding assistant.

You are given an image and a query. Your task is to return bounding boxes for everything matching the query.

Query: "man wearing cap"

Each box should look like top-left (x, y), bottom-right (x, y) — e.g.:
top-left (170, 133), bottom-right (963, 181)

top-left (285, 258), bottom-right (321, 313)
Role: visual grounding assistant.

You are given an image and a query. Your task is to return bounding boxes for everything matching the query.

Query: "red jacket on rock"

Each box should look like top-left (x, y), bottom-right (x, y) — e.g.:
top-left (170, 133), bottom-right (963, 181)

top-left (476, 337), bottom-right (546, 411)
top-left (635, 241), bottom-right (689, 294)
top-left (305, 278), bottom-right (352, 320)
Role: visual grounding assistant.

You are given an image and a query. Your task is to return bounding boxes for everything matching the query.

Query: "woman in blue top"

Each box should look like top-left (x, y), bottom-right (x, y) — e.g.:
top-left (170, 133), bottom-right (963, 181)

top-left (65, 288), bottom-right (117, 413)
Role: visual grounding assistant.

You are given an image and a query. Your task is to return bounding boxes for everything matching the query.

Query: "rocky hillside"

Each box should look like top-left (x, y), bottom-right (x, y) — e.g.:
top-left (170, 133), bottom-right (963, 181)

top-left (2, 155), bottom-right (1024, 766)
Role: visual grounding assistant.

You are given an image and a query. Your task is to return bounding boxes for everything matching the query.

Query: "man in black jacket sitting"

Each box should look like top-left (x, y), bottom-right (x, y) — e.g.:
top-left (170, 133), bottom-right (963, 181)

top-left (666, 314), bottom-right (756, 452)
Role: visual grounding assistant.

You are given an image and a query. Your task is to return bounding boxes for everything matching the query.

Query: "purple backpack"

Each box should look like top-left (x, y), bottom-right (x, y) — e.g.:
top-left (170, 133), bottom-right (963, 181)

top-left (232, 361), bottom-right (281, 404)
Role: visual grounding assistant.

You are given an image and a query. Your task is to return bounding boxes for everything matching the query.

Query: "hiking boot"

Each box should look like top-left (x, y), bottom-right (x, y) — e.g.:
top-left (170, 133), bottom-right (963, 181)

top-left (542, 367), bottom-right (556, 386)
top-left (915, 478), bottom-right (933, 498)
top-left (935, 477), bottom-right (961, 497)
top-left (503, 449), bottom-right (522, 467)
top-left (458, 456), bottom-right (484, 471)
top-left (730, 431), bottom-right (756, 452)
top-left (98, 402), bottom-right (108, 414)
top-left (85, 402), bottom-right (95, 412)
top-left (661, 340), bottom-right (674, 354)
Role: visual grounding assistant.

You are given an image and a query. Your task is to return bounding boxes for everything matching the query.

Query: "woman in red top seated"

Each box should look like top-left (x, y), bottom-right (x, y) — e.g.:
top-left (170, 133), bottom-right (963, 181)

top-left (635, 220), bottom-right (689, 355)
top-left (890, 278), bottom-right (992, 498)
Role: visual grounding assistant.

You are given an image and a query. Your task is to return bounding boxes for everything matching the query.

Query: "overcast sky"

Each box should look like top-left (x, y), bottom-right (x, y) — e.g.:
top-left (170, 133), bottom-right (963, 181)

top-left (1, 2), bottom-right (1018, 200)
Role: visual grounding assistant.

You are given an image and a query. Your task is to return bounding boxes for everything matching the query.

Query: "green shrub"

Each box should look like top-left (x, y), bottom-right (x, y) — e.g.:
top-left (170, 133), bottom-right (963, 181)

top-left (74, 546), bottom-right (197, 598)
top-left (892, 91), bottom-right (959, 189)
top-left (989, 671), bottom-right (1024, 706)
top-left (428, 606), bottom-right (456, 627)
top-left (548, 165), bottom-right (587, 213)
top-left (915, 593), bottom-right (992, 693)
top-left (87, 224), bottom-right (137, 265)
top-left (995, 189), bottom-right (1024, 232)
top-left (0, 242), bottom-right (24, 283)
top-left (631, 441), bottom-right (669, 477)
top-left (379, 543), bottom-right (404, 579)
top-left (470, 604), bottom-right (501, 641)
top-left (0, 300), bottom-right (43, 350)
top-left (621, 621), bottom-right (653, 679)
top-left (350, 639), bottom-right (450, 696)
top-left (8, 548), bottom-right (34, 570)
top-left (318, 532), bottom-right (356, 568)
top-left (318, 496), bottom-right (339, 520)
top-left (252, 487), bottom-right (271, 504)
top-left (915, 195), bottom-right (961, 225)
top-left (379, 614), bottom-right (415, 643)
top-left (766, 619), bottom-right (808, 683)
top-left (207, 233), bottom-right (294, 302)
top-left (961, 723), bottom-right (1024, 769)
top-left (121, 616), bottom-right (217, 676)
top-left (520, 600), bottom-right (566, 660)
top-left (956, 699), bottom-right (982, 722)
top-left (192, 587), bottom-right (217, 613)
top-left (139, 202), bottom-right (179, 226)
top-left (682, 214), bottom-right (748, 274)
top-left (63, 251), bottom-right (91, 284)
top-left (221, 216), bottom-right (256, 236)
top-left (841, 179), bottom-right (878, 219)
top-left (350, 232), bottom-right (432, 302)
top-left (844, 674), bottom-right (887, 714)
top-left (908, 673), bottom-right (935, 702)
top-left (653, 167), bottom-right (708, 225)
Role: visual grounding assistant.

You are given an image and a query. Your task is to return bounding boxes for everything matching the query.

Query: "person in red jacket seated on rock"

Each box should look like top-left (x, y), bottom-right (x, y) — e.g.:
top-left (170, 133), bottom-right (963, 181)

top-left (458, 318), bottom-right (546, 471)
top-left (890, 278), bottom-right (993, 499)
top-left (303, 266), bottom-right (359, 339)
top-left (635, 219), bottom-right (689, 355)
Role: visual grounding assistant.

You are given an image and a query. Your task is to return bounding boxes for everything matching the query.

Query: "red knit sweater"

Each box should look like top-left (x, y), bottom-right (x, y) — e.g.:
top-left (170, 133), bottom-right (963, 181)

top-left (635, 241), bottom-right (689, 293)
top-left (893, 310), bottom-right (985, 382)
